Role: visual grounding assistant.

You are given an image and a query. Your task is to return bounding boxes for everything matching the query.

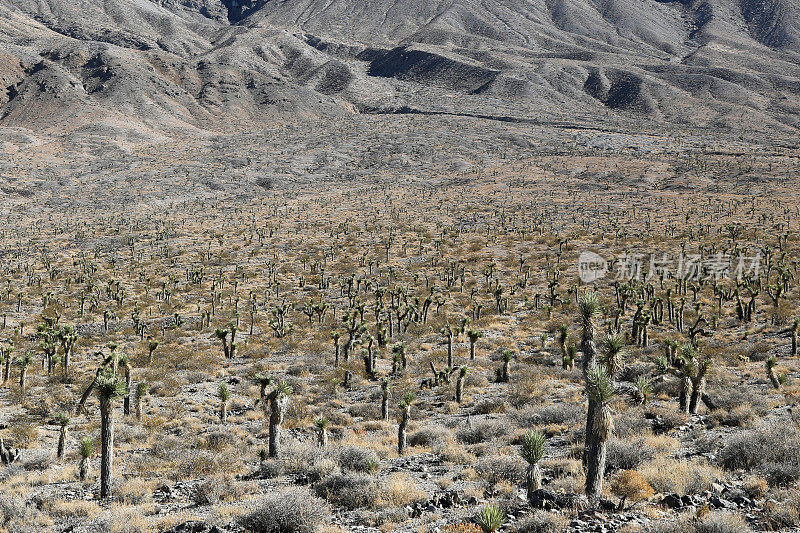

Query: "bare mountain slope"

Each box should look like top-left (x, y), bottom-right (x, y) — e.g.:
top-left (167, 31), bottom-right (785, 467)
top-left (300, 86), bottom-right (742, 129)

top-left (0, 0), bottom-right (799, 135)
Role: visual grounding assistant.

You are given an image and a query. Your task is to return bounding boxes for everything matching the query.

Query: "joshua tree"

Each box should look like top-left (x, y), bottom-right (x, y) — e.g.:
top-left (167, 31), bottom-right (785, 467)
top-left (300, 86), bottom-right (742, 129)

top-left (96, 369), bottom-right (126, 498)
top-left (78, 436), bottom-right (94, 481)
top-left (682, 344), bottom-right (711, 414)
top-left (55, 412), bottom-right (69, 460)
top-left (557, 324), bottom-right (569, 359)
top-left (2, 340), bottom-right (13, 384)
top-left (392, 343), bottom-right (407, 370)
top-left (381, 378), bottom-right (391, 421)
top-left (214, 324), bottom-right (237, 359)
top-left (268, 380), bottom-right (292, 458)
top-left (135, 381), bottom-right (147, 421)
top-left (563, 344), bottom-right (577, 371)
top-left (147, 337), bottom-right (159, 365)
top-left (578, 292), bottom-right (601, 469)
top-left (520, 430), bottom-right (546, 503)
top-left (57, 325), bottom-right (77, 378)
top-left (120, 355), bottom-right (132, 416)
top-left (441, 324), bottom-right (455, 368)
top-left (766, 356), bottom-right (784, 389)
top-left (332, 332), bottom-right (341, 367)
top-left (18, 352), bottom-right (32, 391)
top-left (253, 373), bottom-right (273, 423)
top-left (455, 366), bottom-right (468, 403)
top-left (397, 391), bottom-right (415, 455)
top-left (779, 319), bottom-right (798, 356)
top-left (314, 416), bottom-right (329, 447)
top-left (498, 349), bottom-right (513, 383)
top-left (540, 331), bottom-right (548, 348)
top-left (466, 328), bottom-right (483, 360)
top-left (584, 364), bottom-right (616, 501)
top-left (218, 383), bottom-right (230, 423)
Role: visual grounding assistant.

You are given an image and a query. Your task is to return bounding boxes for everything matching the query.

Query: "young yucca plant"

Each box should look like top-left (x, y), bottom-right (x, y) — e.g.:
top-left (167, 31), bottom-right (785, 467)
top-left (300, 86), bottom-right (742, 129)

top-left (520, 430), bottom-right (546, 501)
top-left (314, 415), bottom-right (329, 447)
top-left (78, 436), bottom-right (95, 481)
top-left (476, 505), bottom-right (505, 533)
top-left (55, 412), bottom-right (70, 460)
top-left (632, 376), bottom-right (653, 405)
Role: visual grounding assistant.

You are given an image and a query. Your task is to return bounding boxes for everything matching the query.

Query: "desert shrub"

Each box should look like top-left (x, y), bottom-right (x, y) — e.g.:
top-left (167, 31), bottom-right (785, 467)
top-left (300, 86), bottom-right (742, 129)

top-left (409, 426), bottom-right (452, 447)
top-left (647, 407), bottom-right (689, 433)
top-left (115, 478), bottom-right (153, 505)
top-left (513, 511), bottom-right (569, 533)
top-left (22, 452), bottom-right (52, 472)
top-left (0, 495), bottom-right (45, 532)
top-left (378, 473), bottom-right (426, 506)
top-left (640, 458), bottom-right (723, 495)
top-left (457, 419), bottom-right (510, 444)
top-left (475, 455), bottom-right (525, 485)
top-left (612, 408), bottom-right (652, 437)
top-left (203, 430), bottom-right (237, 451)
top-left (606, 437), bottom-right (655, 471)
top-left (335, 445), bottom-right (379, 472)
top-left (648, 511), bottom-right (752, 533)
top-left (717, 422), bottom-right (800, 485)
top-left (193, 474), bottom-right (242, 505)
top-left (472, 399), bottom-right (507, 415)
top-left (610, 470), bottom-right (654, 507)
top-left (315, 473), bottom-right (378, 510)
top-left (239, 489), bottom-right (329, 533)
top-left (435, 438), bottom-right (475, 465)
top-left (764, 491), bottom-right (800, 529)
top-left (7, 423), bottom-right (39, 449)
top-left (513, 403), bottom-right (582, 427)
top-left (708, 404), bottom-right (757, 428)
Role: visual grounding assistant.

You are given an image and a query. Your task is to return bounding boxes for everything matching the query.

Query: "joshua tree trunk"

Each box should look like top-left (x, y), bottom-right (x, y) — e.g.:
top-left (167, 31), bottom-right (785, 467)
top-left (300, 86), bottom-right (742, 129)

top-left (99, 399), bottom-right (114, 498)
top-left (268, 394), bottom-right (287, 458)
top-left (584, 424), bottom-right (607, 500)
top-left (446, 333), bottom-right (453, 369)
top-left (768, 366), bottom-right (781, 389)
top-left (381, 382), bottom-right (390, 421)
top-left (398, 404), bottom-right (410, 455)
top-left (469, 339), bottom-right (476, 360)
top-left (57, 426), bottom-right (67, 460)
top-left (526, 463), bottom-right (542, 502)
top-left (135, 396), bottom-right (142, 421)
top-left (318, 426), bottom-right (328, 447)
top-left (19, 365), bottom-right (27, 391)
top-left (123, 368), bottom-right (131, 416)
top-left (79, 457), bottom-right (89, 481)
top-left (3, 357), bottom-right (10, 384)
top-left (679, 376), bottom-right (691, 413)
top-left (689, 377), bottom-right (704, 414)
top-left (220, 399), bottom-right (227, 423)
top-left (456, 374), bottom-right (465, 403)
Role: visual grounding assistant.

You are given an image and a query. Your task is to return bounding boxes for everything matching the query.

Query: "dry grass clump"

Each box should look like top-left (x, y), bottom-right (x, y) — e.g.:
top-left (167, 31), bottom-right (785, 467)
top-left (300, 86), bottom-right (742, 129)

top-left (649, 510), bottom-right (753, 533)
top-left (513, 511), bottom-right (569, 533)
top-left (239, 489), bottom-right (330, 533)
top-left (377, 472), bottom-right (427, 507)
top-left (315, 472), bottom-right (379, 510)
top-left (457, 419), bottom-right (511, 444)
top-left (717, 422), bottom-right (800, 486)
top-left (639, 458), bottom-right (724, 495)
